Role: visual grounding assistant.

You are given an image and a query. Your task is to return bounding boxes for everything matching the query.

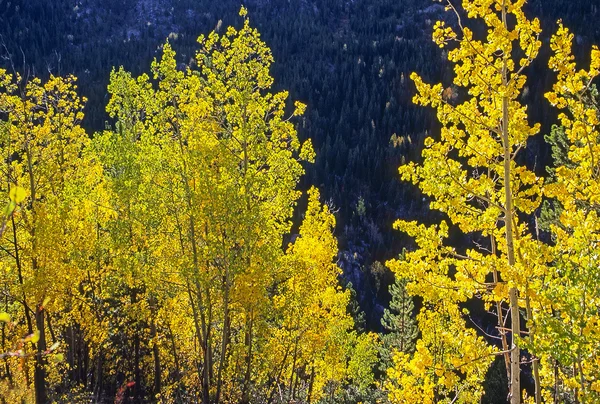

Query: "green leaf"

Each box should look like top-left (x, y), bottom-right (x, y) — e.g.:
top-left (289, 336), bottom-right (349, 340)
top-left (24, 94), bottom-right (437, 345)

top-left (0, 312), bottom-right (10, 323)
top-left (3, 201), bottom-right (16, 217)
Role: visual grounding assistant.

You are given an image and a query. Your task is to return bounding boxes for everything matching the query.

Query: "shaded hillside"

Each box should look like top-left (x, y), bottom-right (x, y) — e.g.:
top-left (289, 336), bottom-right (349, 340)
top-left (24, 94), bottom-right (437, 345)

top-left (1, 0), bottom-right (599, 329)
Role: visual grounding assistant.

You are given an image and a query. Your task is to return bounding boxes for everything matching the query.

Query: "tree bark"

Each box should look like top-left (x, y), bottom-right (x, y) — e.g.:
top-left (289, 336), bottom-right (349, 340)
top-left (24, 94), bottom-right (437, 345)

top-left (307, 364), bottom-right (315, 404)
top-left (215, 270), bottom-right (230, 404)
top-left (501, 3), bottom-right (520, 402)
top-left (134, 327), bottom-right (141, 401)
top-left (34, 304), bottom-right (47, 404)
top-left (241, 316), bottom-right (254, 404)
top-left (491, 236), bottom-right (511, 382)
top-left (149, 295), bottom-right (162, 396)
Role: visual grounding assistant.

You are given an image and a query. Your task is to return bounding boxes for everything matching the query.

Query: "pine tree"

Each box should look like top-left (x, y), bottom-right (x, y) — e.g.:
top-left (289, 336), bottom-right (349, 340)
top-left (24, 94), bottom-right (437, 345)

top-left (380, 269), bottom-right (418, 370)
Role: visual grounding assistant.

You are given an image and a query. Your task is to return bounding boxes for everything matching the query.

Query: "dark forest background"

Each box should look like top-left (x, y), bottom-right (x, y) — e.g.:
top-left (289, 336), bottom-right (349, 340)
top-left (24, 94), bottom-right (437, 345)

top-left (1, 0), bottom-right (599, 331)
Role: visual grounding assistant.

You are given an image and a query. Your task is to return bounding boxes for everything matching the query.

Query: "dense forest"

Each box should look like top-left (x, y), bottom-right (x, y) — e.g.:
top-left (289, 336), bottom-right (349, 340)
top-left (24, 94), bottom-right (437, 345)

top-left (0, 0), bottom-right (600, 403)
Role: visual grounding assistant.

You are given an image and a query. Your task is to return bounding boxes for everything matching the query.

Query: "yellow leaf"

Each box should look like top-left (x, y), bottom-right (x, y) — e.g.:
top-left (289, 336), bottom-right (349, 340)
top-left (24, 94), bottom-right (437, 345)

top-left (9, 186), bottom-right (27, 204)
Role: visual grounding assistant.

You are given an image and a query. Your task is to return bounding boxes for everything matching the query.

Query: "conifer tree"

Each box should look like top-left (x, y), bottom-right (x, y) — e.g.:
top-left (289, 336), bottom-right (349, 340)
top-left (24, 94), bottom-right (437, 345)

top-left (380, 272), bottom-right (418, 369)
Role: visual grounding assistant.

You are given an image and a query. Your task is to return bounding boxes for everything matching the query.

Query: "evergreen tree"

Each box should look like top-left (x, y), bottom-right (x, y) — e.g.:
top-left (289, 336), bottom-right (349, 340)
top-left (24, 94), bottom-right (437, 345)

top-left (380, 268), bottom-right (418, 370)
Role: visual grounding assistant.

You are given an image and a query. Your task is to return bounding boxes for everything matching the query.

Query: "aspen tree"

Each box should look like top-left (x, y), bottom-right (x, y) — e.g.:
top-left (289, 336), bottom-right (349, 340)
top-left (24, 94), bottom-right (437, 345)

top-left (537, 23), bottom-right (600, 402)
top-left (386, 1), bottom-right (546, 402)
top-left (101, 9), bottom-right (339, 402)
top-left (267, 188), bottom-right (378, 402)
top-left (0, 71), bottom-right (93, 403)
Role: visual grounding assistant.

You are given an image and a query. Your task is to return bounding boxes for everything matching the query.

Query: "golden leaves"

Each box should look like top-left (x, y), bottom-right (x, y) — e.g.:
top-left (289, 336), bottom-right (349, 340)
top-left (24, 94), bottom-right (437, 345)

top-left (388, 1), bottom-right (549, 402)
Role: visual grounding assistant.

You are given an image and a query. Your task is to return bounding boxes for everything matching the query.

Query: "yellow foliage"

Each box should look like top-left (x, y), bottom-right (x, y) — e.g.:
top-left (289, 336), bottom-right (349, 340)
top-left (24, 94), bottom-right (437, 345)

top-left (387, 1), bottom-right (549, 402)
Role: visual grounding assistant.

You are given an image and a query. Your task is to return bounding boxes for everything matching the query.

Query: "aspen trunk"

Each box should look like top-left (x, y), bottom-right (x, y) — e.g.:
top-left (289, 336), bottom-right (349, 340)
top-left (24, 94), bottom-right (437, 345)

top-left (307, 364), bottom-right (315, 404)
top-left (525, 291), bottom-right (542, 404)
top-left (186, 281), bottom-right (209, 403)
top-left (288, 336), bottom-right (299, 401)
top-left (491, 236), bottom-right (511, 382)
top-left (11, 216), bottom-right (33, 336)
top-left (34, 304), bottom-right (47, 404)
top-left (134, 328), bottom-right (141, 401)
top-left (149, 295), bottom-right (161, 396)
top-left (215, 269), bottom-right (231, 404)
top-left (501, 3), bottom-right (520, 402)
top-left (168, 324), bottom-right (180, 375)
top-left (2, 296), bottom-right (11, 384)
top-left (151, 322), bottom-right (161, 396)
top-left (93, 350), bottom-right (103, 403)
top-left (503, 91), bottom-right (521, 403)
top-left (241, 316), bottom-right (254, 404)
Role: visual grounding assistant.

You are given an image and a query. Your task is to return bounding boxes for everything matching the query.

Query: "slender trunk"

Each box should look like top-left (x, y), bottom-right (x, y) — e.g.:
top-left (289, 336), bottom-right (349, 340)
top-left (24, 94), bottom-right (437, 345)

top-left (45, 312), bottom-right (55, 344)
top-left (151, 322), bottom-right (161, 396)
top-left (11, 216), bottom-right (33, 336)
top-left (525, 289), bottom-right (541, 404)
top-left (134, 328), bottom-right (141, 401)
top-left (573, 363), bottom-right (580, 404)
top-left (173, 110), bottom-right (212, 403)
top-left (25, 130), bottom-right (47, 404)
top-left (186, 281), bottom-right (206, 400)
top-left (84, 341), bottom-right (90, 388)
top-left (75, 326), bottom-right (83, 385)
top-left (241, 316), bottom-right (254, 404)
top-left (67, 325), bottom-right (75, 381)
top-left (34, 304), bottom-right (47, 404)
top-left (176, 206), bottom-right (206, 395)
top-left (186, 180), bottom-right (212, 402)
top-left (553, 359), bottom-right (559, 404)
top-left (197, 283), bottom-right (212, 404)
top-left (288, 336), bottom-right (299, 401)
top-left (505, 119), bottom-right (521, 404)
top-left (215, 270), bottom-right (230, 404)
top-left (293, 367), bottom-right (300, 402)
top-left (491, 235), bottom-right (511, 381)
top-left (577, 360), bottom-right (585, 404)
top-left (93, 350), bottom-right (103, 404)
top-left (307, 364), bottom-right (315, 404)
top-left (501, 3), bottom-right (520, 403)
top-left (1, 296), bottom-right (11, 384)
top-left (189, 222), bottom-right (212, 403)
top-left (78, 329), bottom-right (84, 383)
top-left (266, 343), bottom-right (292, 403)
top-left (176, 200), bottom-right (211, 403)
top-left (167, 324), bottom-right (180, 374)
top-left (149, 295), bottom-right (161, 396)
top-left (130, 287), bottom-right (141, 402)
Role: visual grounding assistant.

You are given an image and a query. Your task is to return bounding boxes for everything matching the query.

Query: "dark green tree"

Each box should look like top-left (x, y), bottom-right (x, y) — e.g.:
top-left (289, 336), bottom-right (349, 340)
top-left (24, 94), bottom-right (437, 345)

top-left (380, 259), bottom-right (418, 370)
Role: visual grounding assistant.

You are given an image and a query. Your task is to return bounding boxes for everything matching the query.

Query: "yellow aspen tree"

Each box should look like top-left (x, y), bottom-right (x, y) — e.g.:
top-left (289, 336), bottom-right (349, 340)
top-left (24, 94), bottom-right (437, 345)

top-left (267, 187), bottom-right (378, 402)
top-left (386, 1), bottom-right (548, 402)
top-left (0, 70), bottom-right (93, 403)
top-left (537, 23), bottom-right (600, 402)
top-left (92, 108), bottom-right (165, 401)
top-left (58, 169), bottom-right (114, 402)
top-left (95, 60), bottom-right (202, 401)
top-left (0, 185), bottom-right (30, 402)
top-left (102, 8), bottom-right (317, 402)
